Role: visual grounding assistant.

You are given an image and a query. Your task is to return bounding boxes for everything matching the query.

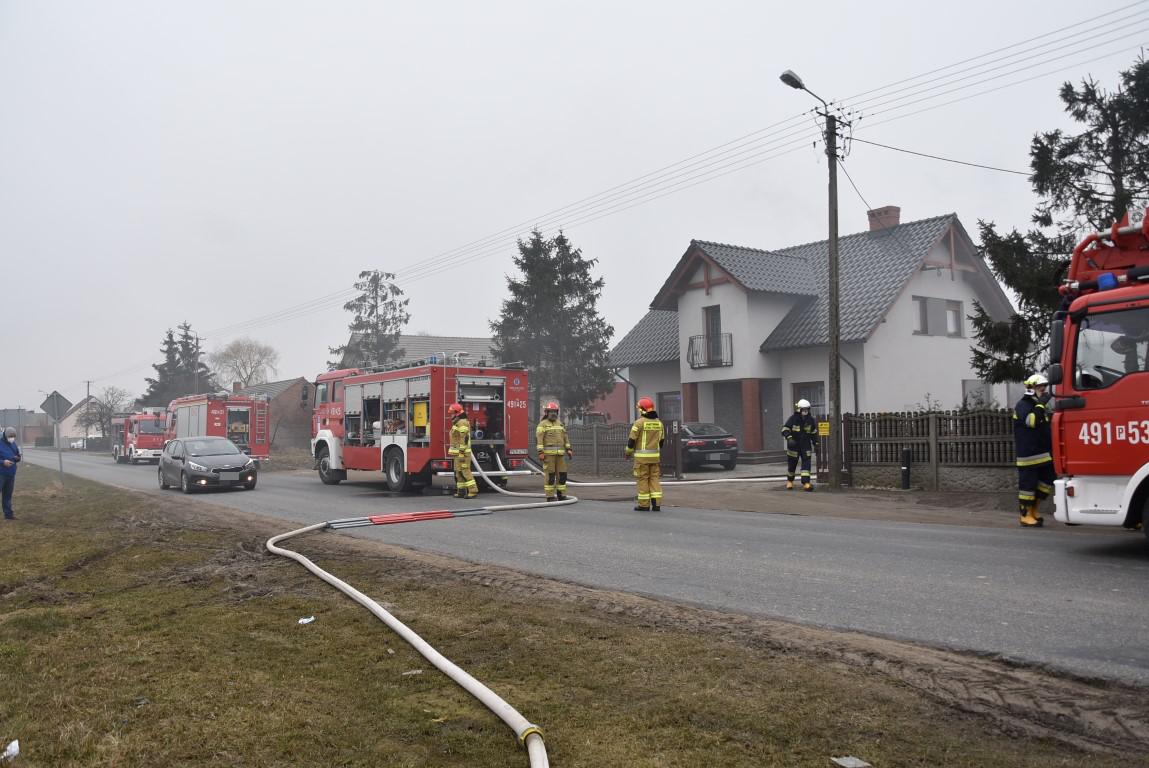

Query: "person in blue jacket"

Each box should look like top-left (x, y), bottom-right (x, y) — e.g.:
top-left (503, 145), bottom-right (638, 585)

top-left (781, 399), bottom-right (819, 491)
top-left (0, 426), bottom-right (21, 520)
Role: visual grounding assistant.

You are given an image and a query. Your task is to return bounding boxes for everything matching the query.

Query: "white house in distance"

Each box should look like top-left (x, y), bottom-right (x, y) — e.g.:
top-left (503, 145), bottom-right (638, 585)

top-left (610, 206), bottom-right (1018, 455)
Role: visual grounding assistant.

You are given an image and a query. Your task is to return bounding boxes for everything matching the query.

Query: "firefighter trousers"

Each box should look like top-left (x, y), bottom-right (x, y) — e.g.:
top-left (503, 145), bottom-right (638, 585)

top-left (1017, 462), bottom-right (1055, 509)
top-left (453, 453), bottom-right (477, 498)
top-left (786, 451), bottom-right (813, 484)
top-left (633, 461), bottom-right (662, 509)
top-left (542, 454), bottom-right (568, 498)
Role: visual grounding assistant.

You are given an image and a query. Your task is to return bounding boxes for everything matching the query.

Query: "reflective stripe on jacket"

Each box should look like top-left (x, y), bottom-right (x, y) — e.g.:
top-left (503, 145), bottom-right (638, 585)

top-left (449, 417), bottom-right (471, 456)
top-left (536, 420), bottom-right (570, 454)
top-left (781, 412), bottom-right (818, 454)
top-left (629, 416), bottom-right (664, 463)
top-left (1013, 395), bottom-right (1052, 466)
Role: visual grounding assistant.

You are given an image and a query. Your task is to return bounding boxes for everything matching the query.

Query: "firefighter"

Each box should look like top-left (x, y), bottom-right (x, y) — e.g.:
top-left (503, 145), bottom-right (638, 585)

top-left (625, 397), bottom-right (665, 511)
top-left (781, 399), bottom-right (819, 491)
top-left (447, 403), bottom-right (478, 499)
top-left (536, 402), bottom-right (572, 501)
top-left (1013, 373), bottom-right (1054, 528)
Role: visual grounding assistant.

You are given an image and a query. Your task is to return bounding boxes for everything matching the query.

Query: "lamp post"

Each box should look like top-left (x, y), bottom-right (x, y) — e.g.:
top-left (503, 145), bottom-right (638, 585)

top-left (780, 69), bottom-right (842, 490)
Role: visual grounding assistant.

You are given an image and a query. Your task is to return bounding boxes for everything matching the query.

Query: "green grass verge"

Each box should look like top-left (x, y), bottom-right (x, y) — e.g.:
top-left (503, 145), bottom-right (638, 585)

top-left (0, 465), bottom-right (1130, 766)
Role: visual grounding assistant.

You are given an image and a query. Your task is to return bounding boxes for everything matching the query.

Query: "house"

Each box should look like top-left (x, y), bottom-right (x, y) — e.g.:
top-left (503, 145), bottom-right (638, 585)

top-left (232, 378), bottom-right (312, 451)
top-left (52, 396), bottom-right (99, 447)
top-left (610, 207), bottom-right (1016, 454)
top-left (338, 334), bottom-right (498, 369)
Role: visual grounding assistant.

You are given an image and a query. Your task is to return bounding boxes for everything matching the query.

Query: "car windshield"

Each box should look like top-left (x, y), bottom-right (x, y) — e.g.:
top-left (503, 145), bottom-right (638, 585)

top-left (685, 423), bottom-right (727, 436)
top-left (138, 419), bottom-right (165, 434)
top-left (186, 440), bottom-right (242, 457)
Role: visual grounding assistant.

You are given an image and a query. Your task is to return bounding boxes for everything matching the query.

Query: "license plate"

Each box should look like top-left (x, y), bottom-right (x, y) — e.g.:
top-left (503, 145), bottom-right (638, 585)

top-left (707, 453), bottom-right (724, 460)
top-left (219, 471), bottom-right (240, 481)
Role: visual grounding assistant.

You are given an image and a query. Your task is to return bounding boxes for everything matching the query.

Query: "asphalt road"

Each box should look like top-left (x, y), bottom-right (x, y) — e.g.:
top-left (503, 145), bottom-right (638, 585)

top-left (25, 448), bottom-right (1149, 685)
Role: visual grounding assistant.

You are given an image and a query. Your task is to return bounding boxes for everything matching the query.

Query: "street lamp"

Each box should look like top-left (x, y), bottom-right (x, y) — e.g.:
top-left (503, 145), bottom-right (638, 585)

top-left (780, 69), bottom-right (842, 490)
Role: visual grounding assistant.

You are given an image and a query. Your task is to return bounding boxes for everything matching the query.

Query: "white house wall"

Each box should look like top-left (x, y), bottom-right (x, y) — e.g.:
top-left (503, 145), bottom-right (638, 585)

top-left (775, 342), bottom-right (865, 417)
top-left (627, 361), bottom-right (680, 408)
top-left (865, 260), bottom-right (993, 412)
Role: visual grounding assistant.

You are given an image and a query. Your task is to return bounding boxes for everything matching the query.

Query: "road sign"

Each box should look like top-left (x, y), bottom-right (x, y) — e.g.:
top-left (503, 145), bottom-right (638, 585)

top-left (40, 391), bottom-right (73, 421)
top-left (818, 421), bottom-right (830, 436)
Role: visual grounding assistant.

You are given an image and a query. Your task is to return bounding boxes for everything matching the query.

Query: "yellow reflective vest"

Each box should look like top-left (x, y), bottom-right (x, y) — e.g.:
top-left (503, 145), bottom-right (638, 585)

top-left (449, 417), bottom-right (471, 456)
top-left (536, 419), bottom-right (570, 454)
top-left (628, 416), bottom-right (664, 463)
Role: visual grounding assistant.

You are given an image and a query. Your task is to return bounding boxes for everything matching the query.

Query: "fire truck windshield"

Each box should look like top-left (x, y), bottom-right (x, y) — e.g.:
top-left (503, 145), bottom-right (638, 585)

top-left (1074, 306), bottom-right (1149, 389)
top-left (138, 420), bottom-right (165, 434)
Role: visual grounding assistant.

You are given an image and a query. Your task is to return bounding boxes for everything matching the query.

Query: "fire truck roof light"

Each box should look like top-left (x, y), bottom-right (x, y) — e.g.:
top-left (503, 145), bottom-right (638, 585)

top-left (1098, 272), bottom-right (1118, 290)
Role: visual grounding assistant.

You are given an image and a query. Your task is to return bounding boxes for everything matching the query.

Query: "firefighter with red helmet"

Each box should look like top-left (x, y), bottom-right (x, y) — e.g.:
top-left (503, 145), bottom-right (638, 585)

top-left (536, 402), bottom-right (572, 501)
top-left (625, 397), bottom-right (665, 510)
top-left (447, 403), bottom-right (478, 499)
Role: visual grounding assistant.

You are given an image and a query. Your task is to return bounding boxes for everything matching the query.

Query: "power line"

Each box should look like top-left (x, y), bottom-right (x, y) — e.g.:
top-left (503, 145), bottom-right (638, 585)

top-left (851, 138), bottom-right (1030, 175)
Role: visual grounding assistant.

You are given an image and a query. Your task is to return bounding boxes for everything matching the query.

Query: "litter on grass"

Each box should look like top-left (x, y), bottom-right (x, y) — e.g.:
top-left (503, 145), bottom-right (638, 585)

top-left (297, 616), bottom-right (316, 625)
top-left (1, 740), bottom-right (19, 761)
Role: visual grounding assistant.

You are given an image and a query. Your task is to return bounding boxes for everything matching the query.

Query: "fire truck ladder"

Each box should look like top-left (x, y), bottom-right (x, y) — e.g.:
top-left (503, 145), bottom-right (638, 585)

top-left (254, 398), bottom-right (269, 446)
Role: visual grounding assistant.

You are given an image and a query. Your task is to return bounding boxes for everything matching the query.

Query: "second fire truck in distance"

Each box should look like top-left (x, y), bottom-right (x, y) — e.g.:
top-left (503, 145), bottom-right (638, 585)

top-left (1049, 208), bottom-right (1149, 534)
top-left (111, 409), bottom-right (167, 464)
top-left (164, 393), bottom-right (271, 462)
top-left (309, 360), bottom-right (530, 492)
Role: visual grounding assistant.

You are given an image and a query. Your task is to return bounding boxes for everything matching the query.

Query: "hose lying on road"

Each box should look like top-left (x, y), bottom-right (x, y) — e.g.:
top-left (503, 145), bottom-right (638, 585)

top-left (519, 456), bottom-right (788, 487)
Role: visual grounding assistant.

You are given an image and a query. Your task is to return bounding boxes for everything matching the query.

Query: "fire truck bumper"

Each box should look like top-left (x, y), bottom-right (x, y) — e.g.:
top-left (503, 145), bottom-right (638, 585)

top-left (134, 449), bottom-right (162, 460)
top-left (1053, 476), bottom-right (1129, 526)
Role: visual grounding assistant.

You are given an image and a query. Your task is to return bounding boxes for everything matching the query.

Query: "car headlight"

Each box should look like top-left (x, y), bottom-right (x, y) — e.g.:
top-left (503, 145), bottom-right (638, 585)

top-left (187, 461), bottom-right (208, 472)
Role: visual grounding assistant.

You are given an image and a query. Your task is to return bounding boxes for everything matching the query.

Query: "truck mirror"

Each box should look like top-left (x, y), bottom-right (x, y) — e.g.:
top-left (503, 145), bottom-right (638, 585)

top-left (1049, 320), bottom-right (1064, 365)
top-left (1047, 363), bottom-right (1062, 385)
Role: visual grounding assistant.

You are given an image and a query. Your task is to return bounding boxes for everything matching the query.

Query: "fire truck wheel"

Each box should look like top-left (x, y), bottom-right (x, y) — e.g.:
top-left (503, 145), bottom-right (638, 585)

top-left (180, 472), bottom-right (195, 494)
top-left (158, 467), bottom-right (170, 490)
top-left (130, 453), bottom-right (139, 465)
top-left (317, 447), bottom-right (344, 485)
top-left (114, 447), bottom-right (126, 464)
top-left (385, 451), bottom-right (414, 493)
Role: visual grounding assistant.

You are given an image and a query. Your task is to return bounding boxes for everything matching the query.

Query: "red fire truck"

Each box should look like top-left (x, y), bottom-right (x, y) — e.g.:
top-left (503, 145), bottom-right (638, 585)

top-left (165, 393), bottom-right (271, 462)
top-left (309, 361), bottom-right (530, 492)
top-left (1049, 208), bottom-right (1149, 533)
top-left (111, 409), bottom-right (167, 464)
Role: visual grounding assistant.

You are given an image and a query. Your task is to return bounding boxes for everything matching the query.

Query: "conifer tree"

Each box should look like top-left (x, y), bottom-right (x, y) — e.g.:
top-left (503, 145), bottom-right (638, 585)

top-left (491, 229), bottom-right (615, 417)
top-left (329, 270), bottom-right (410, 368)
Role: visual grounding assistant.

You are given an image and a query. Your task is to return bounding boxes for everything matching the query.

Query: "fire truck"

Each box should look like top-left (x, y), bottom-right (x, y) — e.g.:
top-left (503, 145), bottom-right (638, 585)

top-left (309, 361), bottom-right (530, 492)
top-left (1049, 208), bottom-right (1149, 533)
top-left (111, 409), bottom-right (167, 464)
top-left (164, 393), bottom-right (271, 462)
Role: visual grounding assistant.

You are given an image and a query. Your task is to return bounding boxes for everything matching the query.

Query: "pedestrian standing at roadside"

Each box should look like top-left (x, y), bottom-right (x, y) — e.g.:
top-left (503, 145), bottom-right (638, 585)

top-left (536, 402), bottom-right (572, 501)
top-left (1, 426), bottom-right (21, 520)
top-left (1014, 373), bottom-right (1054, 528)
top-left (625, 397), bottom-right (664, 511)
top-left (781, 399), bottom-right (819, 491)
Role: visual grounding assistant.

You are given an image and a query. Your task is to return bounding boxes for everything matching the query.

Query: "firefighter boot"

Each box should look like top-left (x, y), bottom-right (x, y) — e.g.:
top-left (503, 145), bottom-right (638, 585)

top-left (802, 482), bottom-right (813, 492)
top-left (556, 492), bottom-right (566, 501)
top-left (1031, 500), bottom-right (1045, 524)
top-left (546, 496), bottom-right (556, 502)
top-left (651, 503), bottom-right (661, 511)
top-left (786, 481), bottom-right (794, 490)
top-left (1019, 503), bottom-right (1043, 528)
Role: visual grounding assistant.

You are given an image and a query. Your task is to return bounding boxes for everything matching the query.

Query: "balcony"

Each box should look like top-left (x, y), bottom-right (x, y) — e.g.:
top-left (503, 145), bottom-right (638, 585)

top-left (687, 333), bottom-right (733, 369)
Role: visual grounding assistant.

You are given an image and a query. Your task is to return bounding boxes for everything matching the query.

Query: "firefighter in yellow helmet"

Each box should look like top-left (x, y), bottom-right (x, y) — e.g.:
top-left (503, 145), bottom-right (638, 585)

top-left (536, 401), bottom-right (572, 501)
top-left (447, 403), bottom-right (478, 499)
top-left (625, 397), bottom-right (665, 510)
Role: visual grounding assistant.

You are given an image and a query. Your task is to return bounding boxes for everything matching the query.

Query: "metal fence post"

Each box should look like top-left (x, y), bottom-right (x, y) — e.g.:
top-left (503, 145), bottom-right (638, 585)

top-left (592, 423), bottom-right (599, 475)
top-left (928, 412), bottom-right (939, 491)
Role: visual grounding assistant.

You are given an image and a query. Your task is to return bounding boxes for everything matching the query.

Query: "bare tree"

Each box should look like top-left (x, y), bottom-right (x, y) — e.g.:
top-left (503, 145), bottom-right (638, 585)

top-left (208, 337), bottom-right (280, 389)
top-left (77, 386), bottom-right (134, 438)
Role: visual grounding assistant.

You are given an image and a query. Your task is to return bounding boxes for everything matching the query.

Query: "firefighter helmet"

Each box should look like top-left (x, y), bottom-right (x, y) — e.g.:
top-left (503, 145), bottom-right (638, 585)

top-left (1024, 374), bottom-right (1049, 395)
top-left (796, 399), bottom-right (812, 409)
top-left (544, 401), bottom-right (559, 413)
top-left (637, 397), bottom-right (655, 413)
top-left (447, 403), bottom-right (465, 418)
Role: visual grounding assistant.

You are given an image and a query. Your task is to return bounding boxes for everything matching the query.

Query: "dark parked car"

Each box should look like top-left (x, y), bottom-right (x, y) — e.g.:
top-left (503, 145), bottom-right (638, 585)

top-left (158, 436), bottom-right (258, 493)
top-left (681, 422), bottom-right (738, 470)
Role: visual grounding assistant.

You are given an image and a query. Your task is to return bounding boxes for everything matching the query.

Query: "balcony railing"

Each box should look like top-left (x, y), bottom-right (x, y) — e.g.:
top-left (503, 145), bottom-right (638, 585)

top-left (687, 333), bottom-right (733, 368)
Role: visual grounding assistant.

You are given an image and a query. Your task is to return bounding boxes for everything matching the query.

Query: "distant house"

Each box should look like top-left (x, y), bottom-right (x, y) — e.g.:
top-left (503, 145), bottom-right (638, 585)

top-left (610, 207), bottom-right (1016, 454)
top-left (53, 396), bottom-right (99, 447)
top-left (232, 378), bottom-right (311, 451)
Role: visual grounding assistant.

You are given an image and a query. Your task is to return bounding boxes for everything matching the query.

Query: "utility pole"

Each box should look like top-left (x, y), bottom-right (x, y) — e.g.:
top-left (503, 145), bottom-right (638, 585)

top-left (825, 114), bottom-right (842, 490)
top-left (84, 379), bottom-right (92, 449)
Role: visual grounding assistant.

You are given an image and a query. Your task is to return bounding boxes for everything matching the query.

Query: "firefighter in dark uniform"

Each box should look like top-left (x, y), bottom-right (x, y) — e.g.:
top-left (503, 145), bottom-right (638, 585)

top-left (1014, 374), bottom-right (1054, 527)
top-left (781, 399), bottom-right (819, 491)
top-left (625, 397), bottom-right (664, 510)
top-left (447, 403), bottom-right (478, 499)
top-left (536, 401), bottom-right (572, 501)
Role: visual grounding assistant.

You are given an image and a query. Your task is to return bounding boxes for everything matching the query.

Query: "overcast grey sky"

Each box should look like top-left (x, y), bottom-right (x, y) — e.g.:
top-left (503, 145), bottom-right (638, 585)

top-left (2, 1), bottom-right (1146, 412)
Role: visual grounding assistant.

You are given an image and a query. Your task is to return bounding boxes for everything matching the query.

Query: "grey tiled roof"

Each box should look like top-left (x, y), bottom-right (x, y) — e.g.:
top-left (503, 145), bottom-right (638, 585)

top-left (692, 240), bottom-right (819, 296)
top-left (762, 214), bottom-right (955, 350)
top-left (610, 309), bottom-right (679, 367)
top-left (235, 377), bottom-right (307, 400)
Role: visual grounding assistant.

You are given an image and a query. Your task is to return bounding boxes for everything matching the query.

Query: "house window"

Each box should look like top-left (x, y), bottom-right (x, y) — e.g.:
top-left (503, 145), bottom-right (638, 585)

top-left (703, 306), bottom-right (722, 362)
top-left (912, 296), bottom-right (928, 335)
top-left (657, 392), bottom-right (682, 421)
top-left (791, 382), bottom-right (825, 417)
top-left (946, 300), bottom-right (963, 337)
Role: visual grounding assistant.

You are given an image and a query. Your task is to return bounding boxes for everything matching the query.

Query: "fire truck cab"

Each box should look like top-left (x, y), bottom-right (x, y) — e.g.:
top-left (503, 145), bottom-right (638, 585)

top-left (112, 409), bottom-right (167, 464)
top-left (165, 393), bottom-right (271, 462)
top-left (1048, 209), bottom-right (1149, 532)
top-left (310, 362), bottom-right (530, 492)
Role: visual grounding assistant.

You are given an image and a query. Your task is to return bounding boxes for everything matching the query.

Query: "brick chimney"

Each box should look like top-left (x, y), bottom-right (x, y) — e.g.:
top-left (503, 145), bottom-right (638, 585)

top-left (232, 381), bottom-right (242, 393)
top-left (867, 205), bottom-right (901, 231)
